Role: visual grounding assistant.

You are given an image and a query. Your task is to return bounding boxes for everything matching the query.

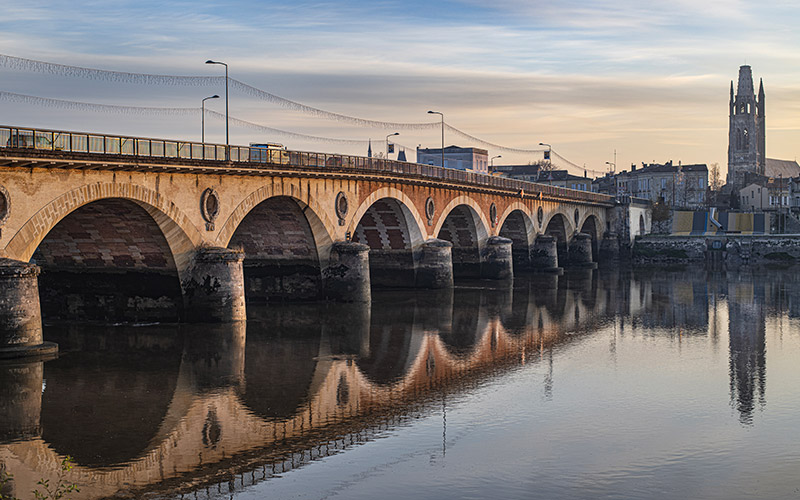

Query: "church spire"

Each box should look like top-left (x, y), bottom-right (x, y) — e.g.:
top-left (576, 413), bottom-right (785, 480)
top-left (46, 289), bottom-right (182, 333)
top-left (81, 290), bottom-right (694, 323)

top-left (367, 139), bottom-right (372, 158)
top-left (730, 80), bottom-right (735, 115)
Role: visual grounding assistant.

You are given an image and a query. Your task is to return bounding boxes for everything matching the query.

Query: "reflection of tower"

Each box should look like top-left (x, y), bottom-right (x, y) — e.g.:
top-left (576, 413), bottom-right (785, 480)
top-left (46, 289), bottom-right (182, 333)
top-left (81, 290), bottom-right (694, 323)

top-left (727, 65), bottom-right (766, 188)
top-left (727, 283), bottom-right (766, 425)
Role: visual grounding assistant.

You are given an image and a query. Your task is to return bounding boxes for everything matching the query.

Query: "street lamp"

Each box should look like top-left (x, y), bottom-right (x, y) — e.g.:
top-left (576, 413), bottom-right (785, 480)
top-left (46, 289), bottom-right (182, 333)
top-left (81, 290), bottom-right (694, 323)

top-left (428, 110), bottom-right (444, 168)
top-left (386, 132), bottom-right (399, 159)
top-left (205, 60), bottom-right (229, 159)
top-left (491, 155), bottom-right (502, 170)
top-left (201, 94), bottom-right (219, 145)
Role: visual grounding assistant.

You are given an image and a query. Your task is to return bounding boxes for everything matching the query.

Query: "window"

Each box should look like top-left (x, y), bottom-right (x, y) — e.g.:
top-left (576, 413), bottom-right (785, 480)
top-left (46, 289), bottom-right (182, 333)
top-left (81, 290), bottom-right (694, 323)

top-left (661, 178), bottom-right (667, 190)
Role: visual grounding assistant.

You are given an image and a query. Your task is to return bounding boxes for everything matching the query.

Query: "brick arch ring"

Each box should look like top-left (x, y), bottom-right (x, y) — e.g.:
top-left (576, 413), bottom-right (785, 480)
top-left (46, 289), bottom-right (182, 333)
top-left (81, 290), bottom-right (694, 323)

top-left (3, 182), bottom-right (202, 276)
top-left (347, 187), bottom-right (428, 249)
top-left (215, 183), bottom-right (336, 266)
top-left (433, 195), bottom-right (491, 246)
top-left (497, 202), bottom-right (536, 240)
top-left (541, 209), bottom-right (577, 237)
top-left (576, 210), bottom-right (605, 241)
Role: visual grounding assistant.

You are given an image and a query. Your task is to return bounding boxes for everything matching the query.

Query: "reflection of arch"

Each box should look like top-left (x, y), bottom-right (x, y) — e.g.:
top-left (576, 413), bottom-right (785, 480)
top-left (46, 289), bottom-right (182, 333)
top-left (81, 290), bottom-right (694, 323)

top-left (217, 186), bottom-right (334, 266)
top-left (356, 304), bottom-right (418, 385)
top-left (437, 201), bottom-right (489, 278)
top-left (242, 320), bottom-right (322, 419)
top-left (639, 214), bottom-right (646, 236)
top-left (40, 328), bottom-right (183, 466)
top-left (5, 183), bottom-right (200, 274)
top-left (228, 196), bottom-right (324, 301)
top-left (439, 287), bottom-right (489, 356)
top-left (498, 207), bottom-right (535, 272)
top-left (351, 196), bottom-right (425, 287)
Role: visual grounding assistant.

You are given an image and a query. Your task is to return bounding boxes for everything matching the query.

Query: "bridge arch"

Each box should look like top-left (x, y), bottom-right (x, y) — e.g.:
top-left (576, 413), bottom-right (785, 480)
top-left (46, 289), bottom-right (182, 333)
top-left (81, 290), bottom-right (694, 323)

top-left (349, 188), bottom-right (426, 288)
top-left (543, 211), bottom-right (574, 266)
top-left (4, 182), bottom-right (201, 271)
top-left (347, 187), bottom-right (427, 246)
top-left (498, 203), bottom-right (535, 272)
top-left (224, 195), bottom-right (331, 302)
top-left (435, 196), bottom-right (490, 278)
top-left (216, 184), bottom-right (335, 265)
top-left (579, 213), bottom-right (602, 261)
top-left (6, 183), bottom-right (200, 322)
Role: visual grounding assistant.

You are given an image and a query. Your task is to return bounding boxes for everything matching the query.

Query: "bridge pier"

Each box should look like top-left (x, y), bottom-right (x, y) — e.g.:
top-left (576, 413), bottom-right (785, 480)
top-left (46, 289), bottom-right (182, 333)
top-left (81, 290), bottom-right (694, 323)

top-left (416, 239), bottom-right (454, 289)
top-left (323, 241), bottom-right (371, 302)
top-left (481, 236), bottom-right (513, 280)
top-left (599, 232), bottom-right (620, 264)
top-left (0, 259), bottom-right (57, 359)
top-left (567, 233), bottom-right (597, 269)
top-left (182, 247), bottom-right (246, 323)
top-left (530, 235), bottom-right (562, 273)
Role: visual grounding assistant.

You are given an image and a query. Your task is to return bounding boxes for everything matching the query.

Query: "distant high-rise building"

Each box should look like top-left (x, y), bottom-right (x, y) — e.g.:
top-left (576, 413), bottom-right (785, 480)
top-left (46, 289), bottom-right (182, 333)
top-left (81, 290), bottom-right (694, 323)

top-left (728, 65), bottom-right (765, 188)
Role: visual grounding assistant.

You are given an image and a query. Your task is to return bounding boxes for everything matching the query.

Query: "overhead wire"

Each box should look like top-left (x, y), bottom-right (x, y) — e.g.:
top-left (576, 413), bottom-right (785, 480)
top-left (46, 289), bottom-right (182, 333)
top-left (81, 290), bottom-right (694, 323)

top-left (0, 53), bottom-right (599, 174)
top-left (0, 91), bottom-right (416, 149)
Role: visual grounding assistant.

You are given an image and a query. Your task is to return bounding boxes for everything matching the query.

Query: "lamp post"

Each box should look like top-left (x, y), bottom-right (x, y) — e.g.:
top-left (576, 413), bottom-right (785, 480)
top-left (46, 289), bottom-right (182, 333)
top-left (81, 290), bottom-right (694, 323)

top-left (201, 94), bottom-right (219, 145)
top-left (428, 110), bottom-right (444, 168)
top-left (490, 155), bottom-right (502, 170)
top-left (205, 60), bottom-right (229, 159)
top-left (386, 132), bottom-right (399, 159)
top-left (539, 143), bottom-right (552, 172)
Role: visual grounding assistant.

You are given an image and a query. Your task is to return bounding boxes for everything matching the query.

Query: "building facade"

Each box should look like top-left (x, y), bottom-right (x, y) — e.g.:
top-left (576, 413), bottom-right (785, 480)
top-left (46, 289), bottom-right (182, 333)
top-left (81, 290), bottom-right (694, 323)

top-left (416, 146), bottom-right (489, 174)
top-left (597, 161), bottom-right (708, 208)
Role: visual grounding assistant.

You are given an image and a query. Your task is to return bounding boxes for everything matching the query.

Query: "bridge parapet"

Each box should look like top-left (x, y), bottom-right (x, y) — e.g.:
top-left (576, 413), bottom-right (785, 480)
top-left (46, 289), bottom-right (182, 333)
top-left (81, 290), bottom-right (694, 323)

top-left (0, 125), bottom-right (613, 206)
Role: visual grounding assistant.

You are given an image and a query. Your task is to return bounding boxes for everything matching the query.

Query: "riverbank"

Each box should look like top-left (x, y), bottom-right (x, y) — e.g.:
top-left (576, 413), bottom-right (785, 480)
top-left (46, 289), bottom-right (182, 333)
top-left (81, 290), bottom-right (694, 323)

top-left (633, 234), bottom-right (800, 266)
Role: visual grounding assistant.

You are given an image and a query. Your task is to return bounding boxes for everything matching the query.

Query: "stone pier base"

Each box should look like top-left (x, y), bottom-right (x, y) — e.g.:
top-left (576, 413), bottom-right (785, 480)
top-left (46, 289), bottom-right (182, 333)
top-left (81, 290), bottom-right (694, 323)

top-left (567, 233), bottom-right (598, 269)
top-left (323, 241), bottom-right (371, 302)
top-left (482, 236), bottom-right (513, 280)
top-left (0, 259), bottom-right (57, 359)
top-left (182, 247), bottom-right (246, 323)
top-left (530, 235), bottom-right (562, 273)
top-left (599, 232), bottom-right (620, 263)
top-left (416, 238), bottom-right (454, 289)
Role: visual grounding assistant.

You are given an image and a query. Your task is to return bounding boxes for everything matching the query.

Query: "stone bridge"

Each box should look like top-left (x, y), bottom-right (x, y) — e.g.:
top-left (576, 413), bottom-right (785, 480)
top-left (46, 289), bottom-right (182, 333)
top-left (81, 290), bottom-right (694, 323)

top-left (0, 125), bottom-right (645, 358)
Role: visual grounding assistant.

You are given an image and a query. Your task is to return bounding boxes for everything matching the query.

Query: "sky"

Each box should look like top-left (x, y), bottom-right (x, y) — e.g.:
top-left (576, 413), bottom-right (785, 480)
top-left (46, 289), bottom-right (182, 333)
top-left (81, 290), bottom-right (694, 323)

top-left (2, 0), bottom-right (800, 177)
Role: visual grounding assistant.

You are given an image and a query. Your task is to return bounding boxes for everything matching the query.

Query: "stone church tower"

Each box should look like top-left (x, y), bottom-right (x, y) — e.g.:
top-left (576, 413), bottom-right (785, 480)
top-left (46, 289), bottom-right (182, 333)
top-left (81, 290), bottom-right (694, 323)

top-left (727, 65), bottom-right (765, 188)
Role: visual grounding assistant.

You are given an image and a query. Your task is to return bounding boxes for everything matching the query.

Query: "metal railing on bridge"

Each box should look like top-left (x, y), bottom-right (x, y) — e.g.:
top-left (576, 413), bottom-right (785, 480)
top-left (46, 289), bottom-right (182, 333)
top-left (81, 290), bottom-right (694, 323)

top-left (0, 125), bottom-right (613, 204)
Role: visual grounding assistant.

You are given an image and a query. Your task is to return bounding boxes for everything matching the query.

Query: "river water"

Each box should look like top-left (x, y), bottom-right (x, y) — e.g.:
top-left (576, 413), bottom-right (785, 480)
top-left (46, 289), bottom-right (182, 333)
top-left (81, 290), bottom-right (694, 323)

top-left (2, 266), bottom-right (800, 499)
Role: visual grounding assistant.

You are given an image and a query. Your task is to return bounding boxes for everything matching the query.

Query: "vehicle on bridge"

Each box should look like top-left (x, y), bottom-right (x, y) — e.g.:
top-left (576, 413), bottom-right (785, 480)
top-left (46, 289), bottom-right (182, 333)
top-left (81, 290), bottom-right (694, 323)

top-left (248, 142), bottom-right (288, 164)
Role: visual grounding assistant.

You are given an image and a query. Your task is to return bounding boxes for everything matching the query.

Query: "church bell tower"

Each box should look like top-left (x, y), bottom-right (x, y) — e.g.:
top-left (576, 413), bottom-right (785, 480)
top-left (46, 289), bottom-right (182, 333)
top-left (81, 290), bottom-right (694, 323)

top-left (728, 65), bottom-right (765, 188)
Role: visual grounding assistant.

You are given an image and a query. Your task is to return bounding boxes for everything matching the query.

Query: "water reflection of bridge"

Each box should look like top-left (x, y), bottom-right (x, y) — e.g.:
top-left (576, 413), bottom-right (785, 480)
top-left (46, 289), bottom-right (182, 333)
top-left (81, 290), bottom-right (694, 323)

top-left (3, 267), bottom-right (796, 497)
top-left (1, 272), bottom-right (617, 499)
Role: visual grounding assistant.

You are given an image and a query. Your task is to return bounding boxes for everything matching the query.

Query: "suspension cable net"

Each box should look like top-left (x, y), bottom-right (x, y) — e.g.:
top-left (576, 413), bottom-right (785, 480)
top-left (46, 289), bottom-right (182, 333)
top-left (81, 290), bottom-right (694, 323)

top-left (0, 53), bottom-right (600, 173)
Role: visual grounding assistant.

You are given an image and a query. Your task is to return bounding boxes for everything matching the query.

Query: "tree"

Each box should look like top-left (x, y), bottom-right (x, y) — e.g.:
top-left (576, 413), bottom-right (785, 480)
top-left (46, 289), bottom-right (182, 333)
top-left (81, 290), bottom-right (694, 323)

top-left (709, 162), bottom-right (722, 192)
top-left (652, 196), bottom-right (671, 222)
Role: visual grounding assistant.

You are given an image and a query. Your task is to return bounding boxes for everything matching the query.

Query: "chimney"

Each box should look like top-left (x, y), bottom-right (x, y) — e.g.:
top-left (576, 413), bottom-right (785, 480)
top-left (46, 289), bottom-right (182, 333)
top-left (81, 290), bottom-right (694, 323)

top-left (632, 163), bottom-right (637, 172)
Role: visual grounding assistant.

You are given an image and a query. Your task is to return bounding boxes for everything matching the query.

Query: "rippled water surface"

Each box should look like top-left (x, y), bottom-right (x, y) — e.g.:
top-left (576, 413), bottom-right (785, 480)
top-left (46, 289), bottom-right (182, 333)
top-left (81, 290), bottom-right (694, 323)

top-left (3, 267), bottom-right (800, 499)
